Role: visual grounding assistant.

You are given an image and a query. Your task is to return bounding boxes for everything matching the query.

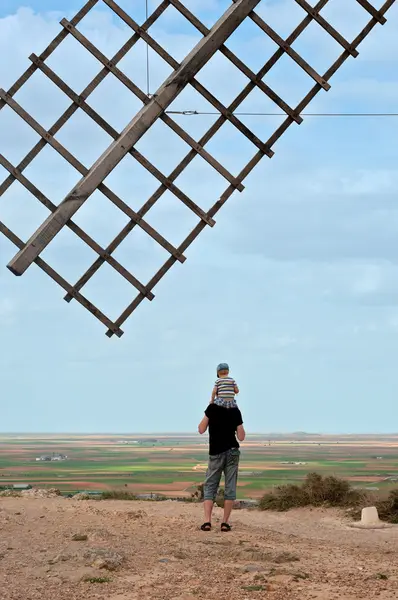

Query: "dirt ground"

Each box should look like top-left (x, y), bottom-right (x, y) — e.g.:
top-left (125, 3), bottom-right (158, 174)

top-left (0, 497), bottom-right (397, 600)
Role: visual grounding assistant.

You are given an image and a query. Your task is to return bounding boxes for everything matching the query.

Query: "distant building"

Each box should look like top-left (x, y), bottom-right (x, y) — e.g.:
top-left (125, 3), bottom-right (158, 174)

top-left (117, 440), bottom-right (139, 444)
top-left (36, 453), bottom-right (67, 462)
top-left (12, 484), bottom-right (32, 490)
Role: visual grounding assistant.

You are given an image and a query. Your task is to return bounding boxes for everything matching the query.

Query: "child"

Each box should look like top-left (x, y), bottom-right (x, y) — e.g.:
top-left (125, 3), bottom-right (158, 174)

top-left (211, 363), bottom-right (240, 408)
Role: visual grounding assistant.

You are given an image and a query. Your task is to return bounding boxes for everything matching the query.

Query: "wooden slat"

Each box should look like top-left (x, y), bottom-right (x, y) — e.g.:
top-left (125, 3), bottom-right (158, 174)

top-left (61, 20), bottom-right (251, 184)
top-left (105, 0), bottom-right (395, 336)
top-left (105, 0), bottom-right (302, 125)
top-left (246, 11), bottom-right (331, 90)
top-left (0, 1), bottom-right (171, 199)
top-left (355, 0), bottom-right (387, 24)
top-left (0, 90), bottom-right (191, 258)
top-left (0, 0), bottom-right (99, 113)
top-left (294, 0), bottom-right (359, 57)
top-left (0, 153), bottom-right (155, 301)
top-left (0, 221), bottom-right (124, 337)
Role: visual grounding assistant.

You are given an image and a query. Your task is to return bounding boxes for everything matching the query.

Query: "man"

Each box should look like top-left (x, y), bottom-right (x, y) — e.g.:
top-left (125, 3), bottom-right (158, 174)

top-left (198, 387), bottom-right (245, 532)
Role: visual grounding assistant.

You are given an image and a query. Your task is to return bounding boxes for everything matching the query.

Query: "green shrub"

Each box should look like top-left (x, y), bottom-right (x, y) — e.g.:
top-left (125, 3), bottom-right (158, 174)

top-left (84, 576), bottom-right (111, 584)
top-left (259, 473), bottom-right (365, 512)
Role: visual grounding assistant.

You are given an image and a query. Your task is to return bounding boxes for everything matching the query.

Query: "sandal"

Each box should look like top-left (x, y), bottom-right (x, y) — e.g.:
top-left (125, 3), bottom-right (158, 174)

top-left (221, 522), bottom-right (231, 532)
top-left (200, 522), bottom-right (212, 531)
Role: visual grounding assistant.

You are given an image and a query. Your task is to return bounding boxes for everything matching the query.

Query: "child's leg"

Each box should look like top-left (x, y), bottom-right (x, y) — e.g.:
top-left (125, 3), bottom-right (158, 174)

top-left (214, 398), bottom-right (238, 408)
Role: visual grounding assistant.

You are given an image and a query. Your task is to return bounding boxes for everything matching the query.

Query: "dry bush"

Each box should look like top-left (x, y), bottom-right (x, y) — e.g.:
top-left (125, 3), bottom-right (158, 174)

top-left (101, 491), bottom-right (137, 501)
top-left (375, 489), bottom-right (398, 523)
top-left (259, 473), bottom-right (366, 512)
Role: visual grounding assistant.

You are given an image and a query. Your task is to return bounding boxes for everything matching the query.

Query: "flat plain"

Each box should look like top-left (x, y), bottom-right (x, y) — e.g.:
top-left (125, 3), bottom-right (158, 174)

top-left (1, 433), bottom-right (398, 498)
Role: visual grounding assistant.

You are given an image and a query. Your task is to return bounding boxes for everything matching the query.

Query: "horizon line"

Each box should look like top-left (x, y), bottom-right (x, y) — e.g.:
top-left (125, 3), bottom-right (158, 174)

top-left (1, 431), bottom-right (398, 436)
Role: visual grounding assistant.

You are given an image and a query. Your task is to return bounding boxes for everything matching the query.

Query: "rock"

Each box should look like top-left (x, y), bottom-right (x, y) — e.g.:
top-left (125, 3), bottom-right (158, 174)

top-left (126, 510), bottom-right (146, 519)
top-left (48, 553), bottom-right (71, 565)
top-left (72, 533), bottom-right (88, 541)
top-left (273, 552), bottom-right (300, 564)
top-left (362, 506), bottom-right (380, 525)
top-left (73, 493), bottom-right (90, 501)
top-left (241, 564), bottom-right (268, 573)
top-left (84, 548), bottom-right (124, 571)
top-left (21, 488), bottom-right (61, 499)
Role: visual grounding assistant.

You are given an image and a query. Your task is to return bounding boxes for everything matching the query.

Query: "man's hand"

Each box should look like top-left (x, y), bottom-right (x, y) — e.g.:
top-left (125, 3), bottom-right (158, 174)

top-left (198, 415), bottom-right (209, 434)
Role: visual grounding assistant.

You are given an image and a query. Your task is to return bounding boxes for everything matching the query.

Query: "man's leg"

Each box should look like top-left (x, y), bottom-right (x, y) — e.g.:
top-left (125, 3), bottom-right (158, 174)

top-left (203, 500), bottom-right (214, 524)
top-left (223, 448), bottom-right (240, 525)
top-left (203, 454), bottom-right (224, 526)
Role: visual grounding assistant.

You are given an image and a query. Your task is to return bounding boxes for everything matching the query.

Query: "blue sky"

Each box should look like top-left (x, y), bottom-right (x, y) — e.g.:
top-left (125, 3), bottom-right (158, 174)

top-left (1, 0), bottom-right (398, 434)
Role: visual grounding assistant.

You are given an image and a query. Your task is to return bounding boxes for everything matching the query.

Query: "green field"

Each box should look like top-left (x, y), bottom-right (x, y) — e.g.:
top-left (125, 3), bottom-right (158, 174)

top-left (1, 433), bottom-right (398, 498)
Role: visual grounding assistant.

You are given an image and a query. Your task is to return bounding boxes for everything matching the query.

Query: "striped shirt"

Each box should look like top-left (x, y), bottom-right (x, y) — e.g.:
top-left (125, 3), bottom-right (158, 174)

top-left (215, 376), bottom-right (237, 401)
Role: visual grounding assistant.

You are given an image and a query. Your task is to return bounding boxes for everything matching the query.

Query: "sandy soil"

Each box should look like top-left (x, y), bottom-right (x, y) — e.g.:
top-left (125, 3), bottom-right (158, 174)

top-left (1, 497), bottom-right (398, 600)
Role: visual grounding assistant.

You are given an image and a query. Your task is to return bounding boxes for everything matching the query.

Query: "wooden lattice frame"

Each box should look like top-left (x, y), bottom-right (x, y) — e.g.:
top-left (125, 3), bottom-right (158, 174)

top-left (0, 0), bottom-right (395, 337)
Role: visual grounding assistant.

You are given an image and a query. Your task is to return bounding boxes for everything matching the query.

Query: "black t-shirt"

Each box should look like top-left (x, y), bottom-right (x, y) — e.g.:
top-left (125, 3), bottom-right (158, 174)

top-left (205, 404), bottom-right (243, 456)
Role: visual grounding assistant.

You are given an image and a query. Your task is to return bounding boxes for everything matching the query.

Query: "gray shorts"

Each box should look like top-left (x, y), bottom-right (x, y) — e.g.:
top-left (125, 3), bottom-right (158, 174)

top-left (203, 448), bottom-right (240, 501)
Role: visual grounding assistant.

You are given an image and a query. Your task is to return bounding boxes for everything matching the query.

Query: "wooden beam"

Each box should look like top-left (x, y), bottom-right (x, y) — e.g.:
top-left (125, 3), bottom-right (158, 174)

top-left (7, 0), bottom-right (261, 277)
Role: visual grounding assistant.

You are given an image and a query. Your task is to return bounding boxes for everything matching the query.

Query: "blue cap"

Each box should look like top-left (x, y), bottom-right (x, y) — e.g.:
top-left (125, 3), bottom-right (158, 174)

top-left (217, 363), bottom-right (229, 373)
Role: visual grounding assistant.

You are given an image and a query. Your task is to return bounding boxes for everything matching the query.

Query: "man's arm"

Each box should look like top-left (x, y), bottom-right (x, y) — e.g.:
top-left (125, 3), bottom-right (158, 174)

top-left (236, 424), bottom-right (246, 441)
top-left (234, 383), bottom-right (240, 395)
top-left (235, 408), bottom-right (245, 441)
top-left (198, 415), bottom-right (209, 434)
